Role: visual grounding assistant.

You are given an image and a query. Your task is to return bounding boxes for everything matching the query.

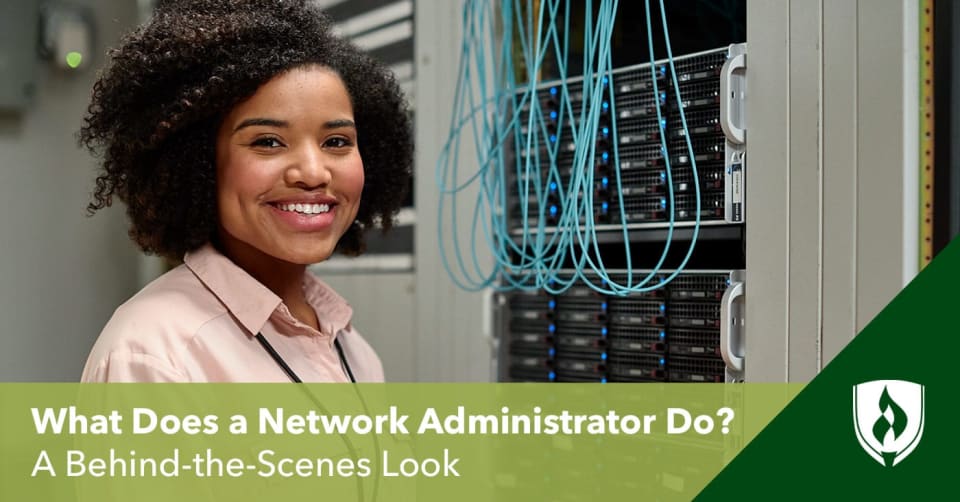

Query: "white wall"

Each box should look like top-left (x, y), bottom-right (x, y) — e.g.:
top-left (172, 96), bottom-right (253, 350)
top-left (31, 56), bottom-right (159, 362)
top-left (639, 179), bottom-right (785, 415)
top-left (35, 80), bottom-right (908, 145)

top-left (0, 0), bottom-right (142, 381)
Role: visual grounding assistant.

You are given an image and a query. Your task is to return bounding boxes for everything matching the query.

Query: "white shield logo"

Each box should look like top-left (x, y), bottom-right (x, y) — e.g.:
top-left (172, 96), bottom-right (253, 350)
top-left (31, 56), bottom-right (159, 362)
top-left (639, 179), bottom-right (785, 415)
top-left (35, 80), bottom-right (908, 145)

top-left (852, 380), bottom-right (925, 467)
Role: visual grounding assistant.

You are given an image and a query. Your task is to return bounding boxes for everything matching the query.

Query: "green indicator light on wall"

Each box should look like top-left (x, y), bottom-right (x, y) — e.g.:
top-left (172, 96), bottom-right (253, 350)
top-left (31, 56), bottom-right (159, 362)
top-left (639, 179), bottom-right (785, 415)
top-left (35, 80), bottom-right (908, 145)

top-left (65, 52), bottom-right (83, 69)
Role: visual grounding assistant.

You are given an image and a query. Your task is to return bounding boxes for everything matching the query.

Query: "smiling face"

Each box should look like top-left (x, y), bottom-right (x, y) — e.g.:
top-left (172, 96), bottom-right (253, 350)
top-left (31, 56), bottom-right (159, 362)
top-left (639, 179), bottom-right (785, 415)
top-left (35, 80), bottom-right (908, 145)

top-left (215, 65), bottom-right (363, 268)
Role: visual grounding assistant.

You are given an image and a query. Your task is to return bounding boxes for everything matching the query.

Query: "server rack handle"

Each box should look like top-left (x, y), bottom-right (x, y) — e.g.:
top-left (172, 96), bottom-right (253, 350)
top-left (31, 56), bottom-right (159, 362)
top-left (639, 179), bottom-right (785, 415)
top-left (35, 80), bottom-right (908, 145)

top-left (720, 53), bottom-right (746, 145)
top-left (485, 289), bottom-right (501, 381)
top-left (720, 281), bottom-right (745, 372)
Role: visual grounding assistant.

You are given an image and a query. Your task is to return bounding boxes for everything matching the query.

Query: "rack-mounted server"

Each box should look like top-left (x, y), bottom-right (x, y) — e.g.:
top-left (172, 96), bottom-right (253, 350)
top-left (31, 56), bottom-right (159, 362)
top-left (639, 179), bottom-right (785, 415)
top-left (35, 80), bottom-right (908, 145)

top-left (506, 44), bottom-right (746, 232)
top-left (497, 270), bottom-right (745, 383)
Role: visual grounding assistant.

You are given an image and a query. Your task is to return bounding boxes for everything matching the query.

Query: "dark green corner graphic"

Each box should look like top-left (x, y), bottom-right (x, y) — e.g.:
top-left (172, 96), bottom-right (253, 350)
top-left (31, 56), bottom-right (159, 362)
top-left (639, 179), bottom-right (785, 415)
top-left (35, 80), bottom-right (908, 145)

top-left (697, 239), bottom-right (959, 500)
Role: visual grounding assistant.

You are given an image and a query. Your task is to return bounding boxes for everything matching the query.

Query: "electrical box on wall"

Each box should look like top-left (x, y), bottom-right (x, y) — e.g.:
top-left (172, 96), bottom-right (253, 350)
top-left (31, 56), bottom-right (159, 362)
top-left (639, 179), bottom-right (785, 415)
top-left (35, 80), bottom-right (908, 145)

top-left (0, 0), bottom-right (41, 112)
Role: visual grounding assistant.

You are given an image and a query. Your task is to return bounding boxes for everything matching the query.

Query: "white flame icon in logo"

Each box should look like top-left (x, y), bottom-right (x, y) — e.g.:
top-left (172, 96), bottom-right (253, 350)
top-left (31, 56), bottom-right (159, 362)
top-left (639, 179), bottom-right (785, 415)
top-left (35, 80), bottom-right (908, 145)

top-left (852, 380), bottom-right (925, 467)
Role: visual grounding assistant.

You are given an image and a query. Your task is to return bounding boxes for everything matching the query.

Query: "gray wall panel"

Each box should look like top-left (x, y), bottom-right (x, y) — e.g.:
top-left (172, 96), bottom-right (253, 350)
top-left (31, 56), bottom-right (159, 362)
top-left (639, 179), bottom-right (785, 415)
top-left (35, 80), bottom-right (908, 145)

top-left (856, 0), bottom-right (907, 332)
top-left (787, 0), bottom-right (823, 381)
top-left (414, 0), bottom-right (492, 382)
top-left (745, 0), bottom-right (791, 381)
top-left (821, 0), bottom-right (859, 367)
top-left (747, 0), bottom-right (916, 381)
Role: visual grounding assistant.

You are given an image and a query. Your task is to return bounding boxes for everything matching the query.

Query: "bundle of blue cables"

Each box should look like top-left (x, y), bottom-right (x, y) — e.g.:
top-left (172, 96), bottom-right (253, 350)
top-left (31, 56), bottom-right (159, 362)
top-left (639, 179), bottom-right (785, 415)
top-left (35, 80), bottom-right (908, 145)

top-left (436, 0), bottom-right (703, 296)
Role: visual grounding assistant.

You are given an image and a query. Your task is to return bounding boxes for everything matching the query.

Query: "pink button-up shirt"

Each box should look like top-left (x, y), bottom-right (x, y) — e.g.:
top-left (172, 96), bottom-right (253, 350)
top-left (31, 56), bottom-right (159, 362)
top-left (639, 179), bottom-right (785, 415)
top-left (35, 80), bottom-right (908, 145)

top-left (81, 244), bottom-right (384, 382)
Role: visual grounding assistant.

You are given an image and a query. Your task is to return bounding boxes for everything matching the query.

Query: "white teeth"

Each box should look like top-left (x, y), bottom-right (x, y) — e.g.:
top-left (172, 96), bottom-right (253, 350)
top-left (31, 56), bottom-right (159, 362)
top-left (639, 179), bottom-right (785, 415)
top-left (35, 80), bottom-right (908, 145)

top-left (276, 202), bottom-right (333, 215)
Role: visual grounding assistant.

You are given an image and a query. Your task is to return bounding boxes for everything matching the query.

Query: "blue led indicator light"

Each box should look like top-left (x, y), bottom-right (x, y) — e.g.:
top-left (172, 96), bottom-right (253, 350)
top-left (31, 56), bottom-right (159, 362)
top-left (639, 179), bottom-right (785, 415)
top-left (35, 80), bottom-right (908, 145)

top-left (549, 205), bottom-right (558, 216)
top-left (550, 110), bottom-right (557, 120)
top-left (660, 119), bottom-right (667, 129)
top-left (601, 151), bottom-right (609, 161)
top-left (660, 172), bottom-right (667, 180)
top-left (659, 330), bottom-right (666, 339)
top-left (660, 198), bottom-right (667, 208)
top-left (548, 324), bottom-right (556, 333)
top-left (601, 352), bottom-right (608, 361)
top-left (659, 358), bottom-right (665, 365)
top-left (550, 181), bottom-right (557, 191)
top-left (548, 300), bottom-right (556, 310)
top-left (549, 134), bottom-right (557, 143)
top-left (601, 326), bottom-right (608, 336)
top-left (601, 177), bottom-right (608, 187)
top-left (601, 377), bottom-right (607, 384)
top-left (602, 127), bottom-right (609, 136)
top-left (549, 348), bottom-right (556, 357)
top-left (660, 66), bottom-right (667, 76)
top-left (549, 87), bottom-right (557, 96)
top-left (601, 201), bottom-right (609, 211)
top-left (602, 76), bottom-right (608, 85)
top-left (602, 101), bottom-right (609, 111)
top-left (659, 303), bottom-right (666, 311)
top-left (601, 301), bottom-right (608, 311)
top-left (549, 371), bottom-right (556, 380)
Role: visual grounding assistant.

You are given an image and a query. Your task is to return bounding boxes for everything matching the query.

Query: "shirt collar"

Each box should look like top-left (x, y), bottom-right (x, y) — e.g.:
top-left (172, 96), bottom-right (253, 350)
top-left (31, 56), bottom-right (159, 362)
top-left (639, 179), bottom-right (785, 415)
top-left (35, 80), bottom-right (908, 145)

top-left (302, 271), bottom-right (354, 337)
top-left (183, 243), bottom-right (353, 337)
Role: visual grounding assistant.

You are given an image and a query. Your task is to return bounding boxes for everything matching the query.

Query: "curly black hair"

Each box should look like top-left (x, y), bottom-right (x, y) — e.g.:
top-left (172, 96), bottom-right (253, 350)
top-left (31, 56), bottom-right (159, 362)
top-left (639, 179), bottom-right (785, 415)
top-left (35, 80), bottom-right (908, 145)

top-left (80, 0), bottom-right (412, 259)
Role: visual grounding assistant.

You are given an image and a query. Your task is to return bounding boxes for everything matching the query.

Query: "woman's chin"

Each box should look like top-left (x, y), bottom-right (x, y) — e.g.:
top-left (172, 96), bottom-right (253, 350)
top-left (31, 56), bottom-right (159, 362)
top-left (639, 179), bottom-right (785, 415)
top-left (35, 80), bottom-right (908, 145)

top-left (278, 247), bottom-right (336, 266)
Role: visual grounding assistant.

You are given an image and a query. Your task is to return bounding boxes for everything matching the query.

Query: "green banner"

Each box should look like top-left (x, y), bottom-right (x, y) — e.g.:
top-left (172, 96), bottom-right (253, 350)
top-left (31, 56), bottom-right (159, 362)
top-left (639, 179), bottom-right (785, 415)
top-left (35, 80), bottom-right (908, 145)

top-left (697, 239), bottom-right (960, 500)
top-left (1, 383), bottom-right (800, 501)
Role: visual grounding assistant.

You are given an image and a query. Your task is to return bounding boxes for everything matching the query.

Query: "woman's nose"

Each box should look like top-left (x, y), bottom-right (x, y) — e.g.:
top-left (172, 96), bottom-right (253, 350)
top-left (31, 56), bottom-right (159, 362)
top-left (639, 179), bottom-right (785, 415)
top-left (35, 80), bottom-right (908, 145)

top-left (286, 144), bottom-right (332, 188)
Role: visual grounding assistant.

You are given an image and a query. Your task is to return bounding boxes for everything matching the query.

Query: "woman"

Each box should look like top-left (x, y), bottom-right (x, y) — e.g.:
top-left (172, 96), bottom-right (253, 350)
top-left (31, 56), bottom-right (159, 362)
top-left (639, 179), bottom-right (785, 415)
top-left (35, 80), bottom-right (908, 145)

top-left (79, 0), bottom-right (412, 382)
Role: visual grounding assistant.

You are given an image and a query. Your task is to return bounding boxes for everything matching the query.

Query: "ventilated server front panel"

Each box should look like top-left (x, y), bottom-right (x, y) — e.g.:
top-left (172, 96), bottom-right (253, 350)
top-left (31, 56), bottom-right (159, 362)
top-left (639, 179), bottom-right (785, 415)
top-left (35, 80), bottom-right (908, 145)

top-left (506, 47), bottom-right (738, 229)
top-left (501, 271), bottom-right (739, 383)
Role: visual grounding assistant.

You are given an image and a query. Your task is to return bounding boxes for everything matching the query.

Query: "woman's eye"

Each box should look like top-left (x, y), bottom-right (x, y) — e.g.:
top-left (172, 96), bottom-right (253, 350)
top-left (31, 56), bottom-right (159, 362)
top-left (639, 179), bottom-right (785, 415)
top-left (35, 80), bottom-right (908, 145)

top-left (325, 137), bottom-right (353, 149)
top-left (250, 137), bottom-right (284, 148)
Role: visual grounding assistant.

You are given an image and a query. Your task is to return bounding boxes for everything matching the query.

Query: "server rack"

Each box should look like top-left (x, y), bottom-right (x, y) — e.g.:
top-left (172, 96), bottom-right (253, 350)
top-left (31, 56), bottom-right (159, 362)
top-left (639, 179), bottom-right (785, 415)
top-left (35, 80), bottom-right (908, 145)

top-left (497, 44), bottom-right (747, 383)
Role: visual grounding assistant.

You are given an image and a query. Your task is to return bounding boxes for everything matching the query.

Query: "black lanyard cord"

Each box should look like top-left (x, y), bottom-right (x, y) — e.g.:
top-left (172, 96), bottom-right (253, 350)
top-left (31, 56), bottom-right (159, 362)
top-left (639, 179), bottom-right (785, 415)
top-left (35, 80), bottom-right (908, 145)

top-left (334, 338), bottom-right (358, 383)
top-left (254, 333), bottom-right (304, 382)
top-left (255, 332), bottom-right (356, 383)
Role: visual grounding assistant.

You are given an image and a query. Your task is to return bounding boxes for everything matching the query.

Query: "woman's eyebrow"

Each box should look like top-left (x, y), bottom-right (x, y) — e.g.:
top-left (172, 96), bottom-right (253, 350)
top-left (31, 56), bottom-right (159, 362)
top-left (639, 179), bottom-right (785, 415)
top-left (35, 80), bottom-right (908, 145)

top-left (233, 117), bottom-right (288, 132)
top-left (323, 119), bottom-right (356, 129)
